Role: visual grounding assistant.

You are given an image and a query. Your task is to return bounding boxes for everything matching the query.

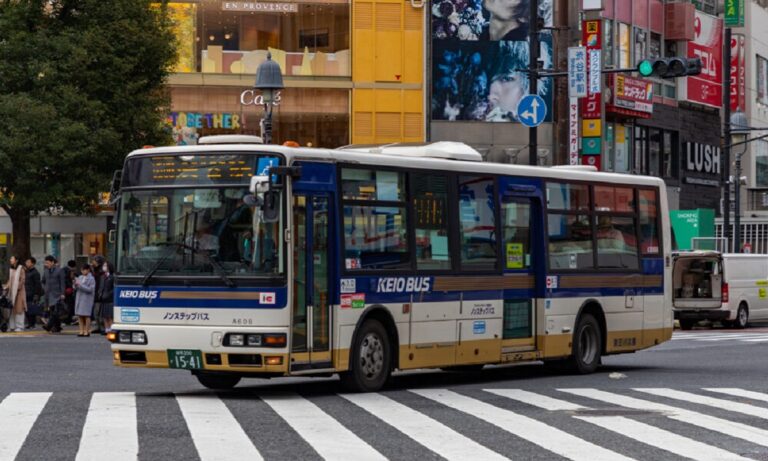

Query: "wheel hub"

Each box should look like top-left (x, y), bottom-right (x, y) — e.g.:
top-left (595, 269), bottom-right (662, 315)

top-left (359, 332), bottom-right (384, 379)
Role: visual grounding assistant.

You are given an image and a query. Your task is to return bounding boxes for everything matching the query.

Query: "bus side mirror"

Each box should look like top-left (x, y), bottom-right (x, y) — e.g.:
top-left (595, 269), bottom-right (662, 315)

top-left (250, 175), bottom-right (270, 194)
top-left (108, 229), bottom-right (116, 244)
top-left (262, 190), bottom-right (279, 223)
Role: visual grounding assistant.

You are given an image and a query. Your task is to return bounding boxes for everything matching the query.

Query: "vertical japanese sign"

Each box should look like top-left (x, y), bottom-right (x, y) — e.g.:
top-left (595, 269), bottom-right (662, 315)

top-left (683, 11), bottom-right (723, 108)
top-left (568, 47), bottom-right (587, 98)
top-left (581, 20), bottom-right (602, 119)
top-left (588, 50), bottom-right (601, 95)
top-left (725, 0), bottom-right (745, 27)
top-left (730, 34), bottom-right (746, 112)
top-left (569, 98), bottom-right (579, 165)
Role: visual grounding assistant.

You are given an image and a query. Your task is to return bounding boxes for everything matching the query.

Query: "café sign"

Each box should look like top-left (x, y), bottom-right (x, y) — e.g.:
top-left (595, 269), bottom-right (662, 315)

top-left (240, 89), bottom-right (283, 107)
top-left (223, 2), bottom-right (298, 12)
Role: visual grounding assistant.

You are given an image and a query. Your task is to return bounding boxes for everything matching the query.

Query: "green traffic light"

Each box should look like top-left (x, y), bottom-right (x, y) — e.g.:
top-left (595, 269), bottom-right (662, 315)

top-left (638, 60), bottom-right (653, 77)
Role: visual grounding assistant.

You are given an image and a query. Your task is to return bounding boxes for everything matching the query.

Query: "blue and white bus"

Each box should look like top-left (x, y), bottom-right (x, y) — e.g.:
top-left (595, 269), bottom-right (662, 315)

top-left (109, 137), bottom-right (672, 391)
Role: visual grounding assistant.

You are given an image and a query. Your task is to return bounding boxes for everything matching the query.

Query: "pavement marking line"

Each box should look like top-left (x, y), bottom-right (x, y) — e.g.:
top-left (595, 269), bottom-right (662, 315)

top-left (341, 392), bottom-right (508, 461)
top-left (411, 389), bottom-right (634, 461)
top-left (559, 388), bottom-right (768, 448)
top-left (636, 388), bottom-right (768, 420)
top-left (76, 392), bottom-right (138, 461)
top-left (740, 338), bottom-right (768, 342)
top-left (574, 415), bottom-right (751, 461)
top-left (0, 392), bottom-right (52, 461)
top-left (176, 394), bottom-right (263, 461)
top-left (488, 389), bottom-right (750, 461)
top-left (670, 334), bottom-right (764, 340)
top-left (262, 393), bottom-right (386, 461)
top-left (705, 388), bottom-right (768, 403)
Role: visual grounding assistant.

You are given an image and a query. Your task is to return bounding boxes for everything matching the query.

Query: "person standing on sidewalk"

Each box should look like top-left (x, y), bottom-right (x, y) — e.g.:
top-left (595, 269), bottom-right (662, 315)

top-left (90, 255), bottom-right (105, 334)
top-left (3, 256), bottom-right (27, 332)
top-left (42, 255), bottom-right (66, 333)
top-left (97, 261), bottom-right (115, 334)
top-left (24, 257), bottom-right (43, 329)
top-left (74, 264), bottom-right (96, 337)
top-left (63, 260), bottom-right (76, 325)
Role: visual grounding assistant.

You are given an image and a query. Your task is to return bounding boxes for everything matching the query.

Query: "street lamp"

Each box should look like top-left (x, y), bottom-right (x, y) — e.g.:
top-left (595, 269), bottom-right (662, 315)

top-left (731, 110), bottom-right (749, 253)
top-left (254, 52), bottom-right (284, 145)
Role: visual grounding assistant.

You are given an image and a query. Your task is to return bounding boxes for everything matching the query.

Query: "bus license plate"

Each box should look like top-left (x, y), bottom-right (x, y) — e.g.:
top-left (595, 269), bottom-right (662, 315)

top-left (167, 349), bottom-right (203, 370)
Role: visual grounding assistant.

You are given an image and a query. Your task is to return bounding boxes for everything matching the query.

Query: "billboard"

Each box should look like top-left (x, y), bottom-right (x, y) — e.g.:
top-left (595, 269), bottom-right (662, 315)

top-left (431, 0), bottom-right (553, 122)
top-left (682, 11), bottom-right (723, 108)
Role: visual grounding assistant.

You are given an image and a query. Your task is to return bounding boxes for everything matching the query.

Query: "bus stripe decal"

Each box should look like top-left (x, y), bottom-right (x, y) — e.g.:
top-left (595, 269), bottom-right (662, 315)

top-left (77, 393), bottom-right (138, 461)
top-left (176, 394), bottom-right (263, 461)
top-left (560, 388), bottom-right (768, 447)
top-left (262, 394), bottom-right (386, 461)
top-left (433, 275), bottom-right (534, 291)
top-left (341, 392), bottom-right (509, 461)
top-left (411, 389), bottom-right (633, 461)
top-left (0, 392), bottom-right (51, 461)
top-left (636, 388), bottom-right (768, 420)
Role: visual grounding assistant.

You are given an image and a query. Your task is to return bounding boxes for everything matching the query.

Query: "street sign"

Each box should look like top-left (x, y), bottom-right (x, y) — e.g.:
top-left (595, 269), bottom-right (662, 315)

top-left (516, 94), bottom-right (547, 128)
top-left (567, 47), bottom-right (587, 98)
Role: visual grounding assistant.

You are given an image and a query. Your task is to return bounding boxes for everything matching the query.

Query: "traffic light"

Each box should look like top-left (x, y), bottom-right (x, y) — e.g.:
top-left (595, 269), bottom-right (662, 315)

top-left (636, 57), bottom-right (702, 78)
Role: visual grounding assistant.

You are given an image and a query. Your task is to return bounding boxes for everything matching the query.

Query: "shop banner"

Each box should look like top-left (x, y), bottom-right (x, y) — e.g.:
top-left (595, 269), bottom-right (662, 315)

top-left (613, 75), bottom-right (653, 114)
top-left (683, 11), bottom-right (723, 108)
top-left (580, 19), bottom-right (601, 119)
top-left (730, 34), bottom-right (746, 112)
top-left (724, 0), bottom-right (745, 27)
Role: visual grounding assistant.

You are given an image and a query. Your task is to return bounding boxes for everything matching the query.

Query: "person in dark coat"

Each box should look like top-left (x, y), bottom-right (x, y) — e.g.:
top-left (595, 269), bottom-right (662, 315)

top-left (42, 255), bottom-right (67, 333)
top-left (24, 257), bottom-right (43, 329)
top-left (97, 262), bottom-right (115, 334)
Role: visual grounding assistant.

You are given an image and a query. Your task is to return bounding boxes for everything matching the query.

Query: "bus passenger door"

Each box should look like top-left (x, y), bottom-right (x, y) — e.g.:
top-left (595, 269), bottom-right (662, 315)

top-left (499, 194), bottom-right (540, 353)
top-left (291, 193), bottom-right (333, 370)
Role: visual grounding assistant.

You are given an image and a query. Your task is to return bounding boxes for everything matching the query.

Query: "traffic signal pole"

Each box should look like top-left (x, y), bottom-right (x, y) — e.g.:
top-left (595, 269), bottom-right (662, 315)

top-left (723, 27), bottom-right (732, 252)
top-left (528, 0), bottom-right (539, 166)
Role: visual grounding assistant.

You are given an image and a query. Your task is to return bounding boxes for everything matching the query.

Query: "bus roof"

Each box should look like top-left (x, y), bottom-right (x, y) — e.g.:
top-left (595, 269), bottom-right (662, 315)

top-left (125, 143), bottom-right (665, 188)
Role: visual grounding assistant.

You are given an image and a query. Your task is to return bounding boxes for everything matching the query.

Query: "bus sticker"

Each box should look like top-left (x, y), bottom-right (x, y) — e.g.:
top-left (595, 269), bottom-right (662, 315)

top-left (473, 320), bottom-right (486, 335)
top-left (259, 292), bottom-right (276, 304)
top-left (341, 293), bottom-right (365, 309)
top-left (121, 308), bottom-right (140, 323)
top-left (345, 258), bottom-right (361, 270)
top-left (375, 277), bottom-right (431, 293)
top-left (506, 243), bottom-right (524, 269)
top-left (340, 279), bottom-right (356, 293)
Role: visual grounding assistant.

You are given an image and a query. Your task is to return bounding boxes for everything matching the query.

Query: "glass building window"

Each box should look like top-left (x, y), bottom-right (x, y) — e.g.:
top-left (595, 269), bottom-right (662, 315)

top-left (649, 33), bottom-right (661, 59)
top-left (758, 55), bottom-right (768, 105)
top-left (634, 28), bottom-right (647, 64)
top-left (757, 140), bottom-right (768, 188)
top-left (618, 23), bottom-right (631, 68)
top-left (604, 20), bottom-right (614, 67)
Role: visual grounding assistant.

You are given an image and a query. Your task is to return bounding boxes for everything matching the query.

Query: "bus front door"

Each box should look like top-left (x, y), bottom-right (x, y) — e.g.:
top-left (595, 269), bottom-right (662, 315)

top-left (290, 193), bottom-right (332, 371)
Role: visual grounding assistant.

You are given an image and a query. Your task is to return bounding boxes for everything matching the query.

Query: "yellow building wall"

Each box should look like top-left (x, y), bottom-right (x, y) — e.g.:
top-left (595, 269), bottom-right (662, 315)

top-left (351, 0), bottom-right (424, 144)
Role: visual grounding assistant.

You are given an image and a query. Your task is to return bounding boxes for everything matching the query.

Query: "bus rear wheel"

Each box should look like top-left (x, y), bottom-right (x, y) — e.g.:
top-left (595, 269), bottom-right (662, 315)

top-left (195, 372), bottom-right (241, 390)
top-left (565, 313), bottom-right (602, 374)
top-left (340, 319), bottom-right (391, 392)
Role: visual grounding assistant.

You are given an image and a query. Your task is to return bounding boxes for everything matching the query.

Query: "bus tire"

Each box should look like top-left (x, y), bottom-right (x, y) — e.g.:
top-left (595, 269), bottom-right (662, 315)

top-left (734, 304), bottom-right (749, 329)
top-left (195, 372), bottom-right (241, 390)
top-left (340, 319), bottom-right (391, 392)
top-left (565, 313), bottom-right (602, 374)
top-left (679, 319), bottom-right (695, 330)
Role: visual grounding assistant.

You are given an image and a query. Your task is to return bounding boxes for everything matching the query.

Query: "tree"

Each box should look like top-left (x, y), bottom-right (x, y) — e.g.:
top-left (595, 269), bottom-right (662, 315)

top-left (0, 0), bottom-right (176, 259)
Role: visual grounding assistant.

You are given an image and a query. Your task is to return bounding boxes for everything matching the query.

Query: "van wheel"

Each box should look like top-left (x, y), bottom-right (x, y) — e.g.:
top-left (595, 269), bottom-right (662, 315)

top-left (734, 304), bottom-right (749, 329)
top-left (340, 319), bottom-right (391, 392)
top-left (565, 313), bottom-right (602, 374)
top-left (195, 372), bottom-right (241, 390)
top-left (679, 319), bottom-right (695, 330)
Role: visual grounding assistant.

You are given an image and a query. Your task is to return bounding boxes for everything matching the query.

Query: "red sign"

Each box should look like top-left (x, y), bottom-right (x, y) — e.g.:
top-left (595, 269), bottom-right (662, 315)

top-left (607, 74), bottom-right (653, 118)
top-left (582, 154), bottom-right (601, 170)
top-left (580, 19), bottom-right (602, 119)
top-left (730, 34), bottom-right (746, 111)
top-left (684, 11), bottom-right (723, 108)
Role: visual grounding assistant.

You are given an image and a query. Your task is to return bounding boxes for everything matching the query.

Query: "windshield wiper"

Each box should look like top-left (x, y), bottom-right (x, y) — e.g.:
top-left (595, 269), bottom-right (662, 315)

top-left (141, 241), bottom-right (236, 288)
top-left (140, 242), bottom-right (181, 287)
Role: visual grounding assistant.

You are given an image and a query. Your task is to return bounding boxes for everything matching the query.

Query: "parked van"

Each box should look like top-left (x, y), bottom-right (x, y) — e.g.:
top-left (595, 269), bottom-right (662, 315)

top-left (672, 251), bottom-right (768, 330)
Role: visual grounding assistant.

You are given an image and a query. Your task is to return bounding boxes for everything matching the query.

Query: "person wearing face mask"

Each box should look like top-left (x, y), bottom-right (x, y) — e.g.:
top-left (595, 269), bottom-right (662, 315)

top-left (97, 261), bottom-right (115, 334)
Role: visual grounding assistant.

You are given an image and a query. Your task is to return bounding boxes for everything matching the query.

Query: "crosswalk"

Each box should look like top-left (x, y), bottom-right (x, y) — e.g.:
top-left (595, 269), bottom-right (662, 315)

top-left (672, 331), bottom-right (768, 343)
top-left (4, 387), bottom-right (768, 460)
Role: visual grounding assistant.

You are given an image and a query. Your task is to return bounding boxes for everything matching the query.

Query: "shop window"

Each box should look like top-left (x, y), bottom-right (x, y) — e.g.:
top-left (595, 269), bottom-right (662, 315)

top-left (757, 140), bottom-right (768, 188)
top-left (458, 176), bottom-right (497, 271)
top-left (615, 124), bottom-right (631, 173)
top-left (634, 126), bottom-right (647, 174)
top-left (662, 131), bottom-right (679, 179)
top-left (618, 23), bottom-right (631, 69)
top-left (648, 128), bottom-right (661, 178)
top-left (604, 20), bottom-right (614, 67)
top-left (413, 173), bottom-right (451, 270)
top-left (605, 124), bottom-right (615, 172)
top-left (758, 55), bottom-right (768, 106)
top-left (634, 28), bottom-right (647, 64)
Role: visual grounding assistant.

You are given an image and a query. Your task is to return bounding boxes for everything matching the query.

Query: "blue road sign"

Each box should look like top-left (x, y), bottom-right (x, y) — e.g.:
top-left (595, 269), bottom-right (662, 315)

top-left (516, 94), bottom-right (547, 128)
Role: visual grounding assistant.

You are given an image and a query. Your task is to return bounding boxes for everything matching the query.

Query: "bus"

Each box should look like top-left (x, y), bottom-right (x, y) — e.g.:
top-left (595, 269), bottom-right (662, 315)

top-left (108, 137), bottom-right (672, 392)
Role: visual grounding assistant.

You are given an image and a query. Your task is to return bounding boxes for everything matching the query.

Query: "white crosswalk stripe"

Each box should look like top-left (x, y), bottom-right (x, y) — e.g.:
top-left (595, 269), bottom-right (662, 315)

top-left (672, 332), bottom-right (768, 343)
top-left (6, 387), bottom-right (768, 460)
top-left (77, 392), bottom-right (138, 461)
top-left (0, 393), bottom-right (51, 461)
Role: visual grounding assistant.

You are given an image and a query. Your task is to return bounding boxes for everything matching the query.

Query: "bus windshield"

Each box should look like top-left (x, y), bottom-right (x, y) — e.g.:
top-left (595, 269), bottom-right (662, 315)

top-left (117, 187), bottom-right (283, 277)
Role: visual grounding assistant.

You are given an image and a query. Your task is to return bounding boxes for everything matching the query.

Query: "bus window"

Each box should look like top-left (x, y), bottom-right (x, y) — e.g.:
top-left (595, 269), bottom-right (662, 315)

top-left (502, 200), bottom-right (531, 270)
top-left (548, 214), bottom-right (593, 270)
top-left (639, 189), bottom-right (660, 254)
top-left (594, 186), bottom-right (634, 212)
top-left (546, 182), bottom-right (590, 212)
top-left (413, 173), bottom-right (451, 270)
top-left (458, 176), bottom-right (497, 271)
top-left (596, 215), bottom-right (639, 269)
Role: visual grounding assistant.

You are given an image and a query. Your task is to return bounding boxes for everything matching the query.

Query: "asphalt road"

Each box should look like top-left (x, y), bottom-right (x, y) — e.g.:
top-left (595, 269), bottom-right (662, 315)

top-left (2, 325), bottom-right (768, 460)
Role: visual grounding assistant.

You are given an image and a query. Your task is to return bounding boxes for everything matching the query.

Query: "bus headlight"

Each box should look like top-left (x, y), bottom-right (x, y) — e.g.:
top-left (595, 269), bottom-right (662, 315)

top-left (131, 332), bottom-right (147, 344)
top-left (111, 330), bottom-right (148, 344)
top-left (119, 331), bottom-right (132, 343)
top-left (246, 334), bottom-right (262, 346)
top-left (229, 334), bottom-right (245, 346)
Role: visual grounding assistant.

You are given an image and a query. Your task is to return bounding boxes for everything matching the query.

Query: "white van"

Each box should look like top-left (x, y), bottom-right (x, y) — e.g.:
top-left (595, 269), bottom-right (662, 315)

top-left (672, 251), bottom-right (768, 330)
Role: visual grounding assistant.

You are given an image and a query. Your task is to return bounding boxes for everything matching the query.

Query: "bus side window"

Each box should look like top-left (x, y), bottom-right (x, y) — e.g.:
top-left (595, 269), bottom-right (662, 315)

top-left (413, 173), bottom-right (451, 270)
top-left (501, 200), bottom-right (531, 270)
top-left (639, 189), bottom-right (660, 254)
top-left (458, 176), bottom-right (497, 271)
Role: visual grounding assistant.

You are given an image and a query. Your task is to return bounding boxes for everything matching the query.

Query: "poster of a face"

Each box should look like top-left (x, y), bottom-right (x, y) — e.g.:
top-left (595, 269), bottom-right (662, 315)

top-left (432, 0), bottom-right (552, 42)
top-left (432, 39), bottom-right (553, 122)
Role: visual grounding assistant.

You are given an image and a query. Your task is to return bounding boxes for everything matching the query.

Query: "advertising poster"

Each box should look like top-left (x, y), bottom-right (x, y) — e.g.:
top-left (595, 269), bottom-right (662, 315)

top-left (431, 0), bottom-right (553, 122)
top-left (683, 11), bottom-right (723, 108)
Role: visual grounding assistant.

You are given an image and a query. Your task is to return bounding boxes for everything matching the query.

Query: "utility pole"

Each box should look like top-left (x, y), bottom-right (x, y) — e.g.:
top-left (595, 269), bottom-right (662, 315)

top-left (528, 0), bottom-right (539, 166)
top-left (723, 27), bottom-right (732, 252)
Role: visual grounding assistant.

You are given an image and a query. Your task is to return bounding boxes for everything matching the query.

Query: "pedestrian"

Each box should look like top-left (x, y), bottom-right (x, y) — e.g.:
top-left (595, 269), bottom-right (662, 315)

top-left (3, 256), bottom-right (27, 332)
top-left (41, 255), bottom-right (66, 333)
top-left (74, 264), bottom-right (96, 337)
top-left (97, 261), bottom-right (114, 334)
top-left (24, 257), bottom-right (43, 329)
top-left (90, 255), bottom-right (105, 334)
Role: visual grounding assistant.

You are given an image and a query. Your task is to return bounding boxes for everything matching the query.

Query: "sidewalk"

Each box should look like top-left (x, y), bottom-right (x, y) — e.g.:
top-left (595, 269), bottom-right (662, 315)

top-left (0, 324), bottom-right (100, 337)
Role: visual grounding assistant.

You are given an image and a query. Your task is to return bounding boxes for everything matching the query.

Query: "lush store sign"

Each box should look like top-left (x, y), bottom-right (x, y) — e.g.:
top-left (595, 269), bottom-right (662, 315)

top-left (169, 112), bottom-right (241, 130)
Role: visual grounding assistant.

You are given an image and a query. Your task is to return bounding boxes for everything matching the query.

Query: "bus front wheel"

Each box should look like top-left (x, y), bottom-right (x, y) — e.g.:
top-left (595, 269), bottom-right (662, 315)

top-left (195, 372), bottom-right (241, 390)
top-left (340, 319), bottom-right (391, 392)
top-left (566, 313), bottom-right (602, 374)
